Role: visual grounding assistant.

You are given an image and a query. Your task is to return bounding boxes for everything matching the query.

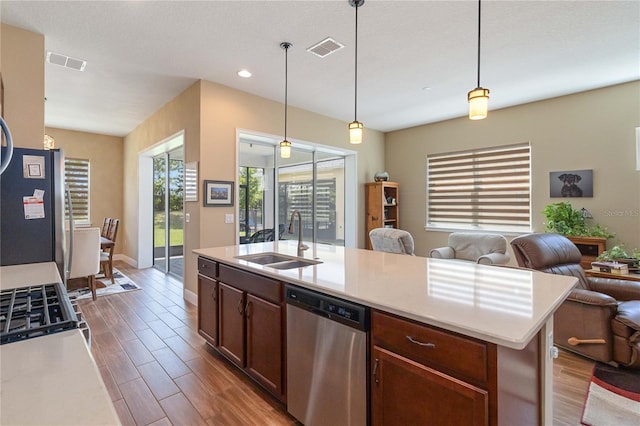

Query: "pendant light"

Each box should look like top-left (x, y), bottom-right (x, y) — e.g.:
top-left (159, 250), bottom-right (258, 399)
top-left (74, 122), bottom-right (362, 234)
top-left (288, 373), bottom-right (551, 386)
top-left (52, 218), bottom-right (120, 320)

top-left (349, 0), bottom-right (364, 144)
top-left (280, 42), bottom-right (292, 159)
top-left (468, 0), bottom-right (490, 120)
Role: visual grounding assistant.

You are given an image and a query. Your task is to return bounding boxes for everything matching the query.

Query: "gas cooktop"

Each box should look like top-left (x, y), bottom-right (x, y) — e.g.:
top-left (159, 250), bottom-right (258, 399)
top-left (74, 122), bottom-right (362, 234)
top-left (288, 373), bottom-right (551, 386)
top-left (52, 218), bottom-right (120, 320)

top-left (0, 282), bottom-right (78, 344)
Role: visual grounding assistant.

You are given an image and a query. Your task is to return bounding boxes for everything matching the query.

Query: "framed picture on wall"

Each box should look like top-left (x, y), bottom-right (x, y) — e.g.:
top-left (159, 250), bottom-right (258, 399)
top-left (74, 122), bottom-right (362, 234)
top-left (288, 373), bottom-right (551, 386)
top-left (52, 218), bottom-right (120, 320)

top-left (204, 180), bottom-right (234, 206)
top-left (549, 169), bottom-right (593, 198)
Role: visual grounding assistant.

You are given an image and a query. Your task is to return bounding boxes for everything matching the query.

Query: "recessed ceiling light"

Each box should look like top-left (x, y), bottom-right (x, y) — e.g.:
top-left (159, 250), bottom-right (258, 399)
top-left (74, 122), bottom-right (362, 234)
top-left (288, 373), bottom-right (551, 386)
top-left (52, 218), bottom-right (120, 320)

top-left (422, 86), bottom-right (432, 91)
top-left (237, 69), bottom-right (252, 78)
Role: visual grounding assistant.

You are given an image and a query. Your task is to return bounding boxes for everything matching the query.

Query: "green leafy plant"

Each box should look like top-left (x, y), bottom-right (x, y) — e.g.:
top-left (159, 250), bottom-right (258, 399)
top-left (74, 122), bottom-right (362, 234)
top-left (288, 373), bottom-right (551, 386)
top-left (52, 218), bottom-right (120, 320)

top-left (542, 202), bottom-right (613, 238)
top-left (597, 244), bottom-right (639, 267)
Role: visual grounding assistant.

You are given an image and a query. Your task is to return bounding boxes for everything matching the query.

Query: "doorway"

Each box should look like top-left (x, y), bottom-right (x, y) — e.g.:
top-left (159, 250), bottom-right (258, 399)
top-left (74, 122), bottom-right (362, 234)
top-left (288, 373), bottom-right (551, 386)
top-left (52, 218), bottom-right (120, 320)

top-left (152, 148), bottom-right (184, 278)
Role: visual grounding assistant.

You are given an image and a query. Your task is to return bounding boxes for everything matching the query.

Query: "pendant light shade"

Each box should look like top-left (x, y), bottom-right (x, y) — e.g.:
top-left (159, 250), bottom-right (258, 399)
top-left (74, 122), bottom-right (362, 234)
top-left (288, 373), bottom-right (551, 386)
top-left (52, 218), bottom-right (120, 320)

top-left (349, 0), bottom-right (364, 144)
top-left (280, 42), bottom-right (292, 159)
top-left (468, 0), bottom-right (489, 120)
top-left (349, 121), bottom-right (363, 144)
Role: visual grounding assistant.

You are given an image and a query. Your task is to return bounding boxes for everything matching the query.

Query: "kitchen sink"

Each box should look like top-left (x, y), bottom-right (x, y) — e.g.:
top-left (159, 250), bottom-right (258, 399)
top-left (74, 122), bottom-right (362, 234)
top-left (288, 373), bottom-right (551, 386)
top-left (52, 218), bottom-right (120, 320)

top-left (268, 259), bottom-right (322, 269)
top-left (235, 252), bottom-right (322, 269)
top-left (235, 252), bottom-right (297, 265)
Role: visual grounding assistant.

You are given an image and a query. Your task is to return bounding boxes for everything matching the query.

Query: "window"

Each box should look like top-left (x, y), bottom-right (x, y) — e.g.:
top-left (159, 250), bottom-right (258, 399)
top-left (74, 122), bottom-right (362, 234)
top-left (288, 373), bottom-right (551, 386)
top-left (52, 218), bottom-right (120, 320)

top-left (65, 158), bottom-right (90, 224)
top-left (426, 143), bottom-right (531, 232)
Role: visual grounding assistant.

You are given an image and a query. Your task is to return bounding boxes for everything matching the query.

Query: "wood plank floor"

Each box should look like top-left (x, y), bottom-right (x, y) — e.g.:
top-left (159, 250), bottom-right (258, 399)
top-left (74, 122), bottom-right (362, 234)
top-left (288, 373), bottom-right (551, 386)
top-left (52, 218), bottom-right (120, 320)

top-left (80, 261), bottom-right (594, 425)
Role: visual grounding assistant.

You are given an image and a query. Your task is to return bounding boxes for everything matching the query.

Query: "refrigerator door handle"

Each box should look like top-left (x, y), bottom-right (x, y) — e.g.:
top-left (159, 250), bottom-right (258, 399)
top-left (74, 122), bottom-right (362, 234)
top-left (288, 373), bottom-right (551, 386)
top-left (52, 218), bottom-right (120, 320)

top-left (65, 184), bottom-right (75, 287)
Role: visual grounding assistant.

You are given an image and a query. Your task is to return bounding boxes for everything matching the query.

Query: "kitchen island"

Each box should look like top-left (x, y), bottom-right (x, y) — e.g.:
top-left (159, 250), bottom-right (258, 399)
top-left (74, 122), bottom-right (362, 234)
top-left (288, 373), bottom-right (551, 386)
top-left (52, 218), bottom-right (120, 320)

top-left (194, 240), bottom-right (577, 425)
top-left (0, 262), bottom-right (120, 425)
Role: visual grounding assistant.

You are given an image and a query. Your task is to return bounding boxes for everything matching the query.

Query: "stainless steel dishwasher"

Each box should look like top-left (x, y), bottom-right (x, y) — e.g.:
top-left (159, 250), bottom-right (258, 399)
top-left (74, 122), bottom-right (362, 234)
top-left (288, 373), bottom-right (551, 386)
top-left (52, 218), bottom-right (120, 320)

top-left (285, 285), bottom-right (369, 426)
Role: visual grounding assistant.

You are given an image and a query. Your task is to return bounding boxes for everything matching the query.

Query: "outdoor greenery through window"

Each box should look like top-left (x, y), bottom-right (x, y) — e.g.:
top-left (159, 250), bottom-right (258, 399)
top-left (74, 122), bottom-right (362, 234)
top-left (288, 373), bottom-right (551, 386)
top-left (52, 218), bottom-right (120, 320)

top-left (426, 143), bottom-right (531, 232)
top-left (64, 158), bottom-right (90, 224)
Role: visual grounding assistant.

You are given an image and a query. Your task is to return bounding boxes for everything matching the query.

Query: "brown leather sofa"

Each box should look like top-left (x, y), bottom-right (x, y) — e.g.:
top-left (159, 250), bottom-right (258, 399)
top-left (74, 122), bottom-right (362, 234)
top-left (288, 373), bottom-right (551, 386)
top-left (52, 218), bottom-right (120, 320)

top-left (510, 233), bottom-right (640, 368)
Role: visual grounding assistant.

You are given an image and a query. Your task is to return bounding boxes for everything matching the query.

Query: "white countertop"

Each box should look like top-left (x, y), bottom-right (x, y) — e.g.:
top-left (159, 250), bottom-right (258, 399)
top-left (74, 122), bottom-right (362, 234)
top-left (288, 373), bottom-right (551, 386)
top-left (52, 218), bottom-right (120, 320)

top-left (194, 241), bottom-right (577, 350)
top-left (0, 262), bottom-right (120, 425)
top-left (0, 261), bottom-right (63, 290)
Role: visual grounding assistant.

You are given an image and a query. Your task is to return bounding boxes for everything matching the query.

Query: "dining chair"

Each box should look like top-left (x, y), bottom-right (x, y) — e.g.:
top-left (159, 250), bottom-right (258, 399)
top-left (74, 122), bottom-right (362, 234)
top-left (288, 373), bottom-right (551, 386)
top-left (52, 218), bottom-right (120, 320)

top-left (100, 219), bottom-right (119, 283)
top-left (68, 227), bottom-right (101, 300)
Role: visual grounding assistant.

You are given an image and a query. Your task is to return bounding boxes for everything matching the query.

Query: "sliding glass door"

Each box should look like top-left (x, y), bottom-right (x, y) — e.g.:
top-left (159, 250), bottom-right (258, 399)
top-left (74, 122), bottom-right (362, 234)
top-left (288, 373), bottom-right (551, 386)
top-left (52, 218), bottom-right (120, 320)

top-left (239, 139), bottom-right (346, 246)
top-left (153, 148), bottom-right (184, 277)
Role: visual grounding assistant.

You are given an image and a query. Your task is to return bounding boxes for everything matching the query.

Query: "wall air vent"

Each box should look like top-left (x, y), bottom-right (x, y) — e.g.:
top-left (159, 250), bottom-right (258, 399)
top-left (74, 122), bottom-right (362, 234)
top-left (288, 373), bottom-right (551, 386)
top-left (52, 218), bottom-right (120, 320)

top-left (46, 51), bottom-right (87, 71)
top-left (306, 37), bottom-right (344, 58)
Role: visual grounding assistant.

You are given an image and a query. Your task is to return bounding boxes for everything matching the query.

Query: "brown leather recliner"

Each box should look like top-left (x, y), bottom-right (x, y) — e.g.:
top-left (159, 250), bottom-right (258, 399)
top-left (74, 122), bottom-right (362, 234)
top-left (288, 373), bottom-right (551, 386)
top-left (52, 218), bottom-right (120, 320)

top-left (510, 233), bottom-right (640, 368)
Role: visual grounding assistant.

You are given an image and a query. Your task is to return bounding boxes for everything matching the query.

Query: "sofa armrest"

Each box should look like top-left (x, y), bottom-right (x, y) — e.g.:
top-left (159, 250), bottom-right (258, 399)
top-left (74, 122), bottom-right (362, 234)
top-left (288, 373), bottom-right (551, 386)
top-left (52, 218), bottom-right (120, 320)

top-left (477, 252), bottom-right (510, 265)
top-left (430, 247), bottom-right (454, 259)
top-left (588, 277), bottom-right (640, 301)
top-left (567, 288), bottom-right (618, 307)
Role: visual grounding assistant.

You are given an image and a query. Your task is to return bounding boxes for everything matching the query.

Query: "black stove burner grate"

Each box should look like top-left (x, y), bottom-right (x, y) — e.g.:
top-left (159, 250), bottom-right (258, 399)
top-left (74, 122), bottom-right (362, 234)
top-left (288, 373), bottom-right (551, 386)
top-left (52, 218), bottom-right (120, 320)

top-left (0, 282), bottom-right (78, 344)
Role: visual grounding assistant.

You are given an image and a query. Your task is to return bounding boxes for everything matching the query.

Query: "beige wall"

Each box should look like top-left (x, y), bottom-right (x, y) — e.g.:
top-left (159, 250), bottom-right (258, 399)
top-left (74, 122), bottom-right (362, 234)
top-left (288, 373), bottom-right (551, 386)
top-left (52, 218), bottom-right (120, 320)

top-left (385, 81), bottom-right (640, 259)
top-left (1, 24), bottom-right (44, 148)
top-left (124, 79), bottom-right (384, 296)
top-left (123, 80), bottom-right (201, 291)
top-left (45, 127), bottom-right (124, 253)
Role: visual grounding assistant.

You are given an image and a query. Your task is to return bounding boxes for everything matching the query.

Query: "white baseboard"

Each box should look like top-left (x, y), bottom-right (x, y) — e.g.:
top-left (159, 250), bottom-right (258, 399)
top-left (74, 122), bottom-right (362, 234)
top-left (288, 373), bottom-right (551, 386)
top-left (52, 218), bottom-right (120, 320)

top-left (114, 254), bottom-right (137, 267)
top-left (184, 288), bottom-right (198, 307)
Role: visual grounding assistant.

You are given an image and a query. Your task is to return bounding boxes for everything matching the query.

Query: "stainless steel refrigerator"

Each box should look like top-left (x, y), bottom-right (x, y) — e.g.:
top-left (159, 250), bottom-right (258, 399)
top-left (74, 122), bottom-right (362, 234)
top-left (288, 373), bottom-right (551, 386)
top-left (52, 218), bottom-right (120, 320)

top-left (0, 147), bottom-right (68, 280)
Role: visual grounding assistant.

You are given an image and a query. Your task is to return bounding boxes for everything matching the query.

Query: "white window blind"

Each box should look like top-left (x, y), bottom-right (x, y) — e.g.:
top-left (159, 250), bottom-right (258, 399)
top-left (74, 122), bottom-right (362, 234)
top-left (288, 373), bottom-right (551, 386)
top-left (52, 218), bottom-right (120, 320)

top-left (65, 158), bottom-right (90, 224)
top-left (426, 143), bottom-right (531, 232)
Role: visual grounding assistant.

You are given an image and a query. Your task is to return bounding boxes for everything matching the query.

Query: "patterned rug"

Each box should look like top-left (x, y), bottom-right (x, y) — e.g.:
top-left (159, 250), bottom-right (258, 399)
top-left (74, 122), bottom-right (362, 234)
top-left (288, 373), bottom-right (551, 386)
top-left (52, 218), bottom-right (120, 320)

top-left (68, 268), bottom-right (141, 300)
top-left (581, 362), bottom-right (640, 425)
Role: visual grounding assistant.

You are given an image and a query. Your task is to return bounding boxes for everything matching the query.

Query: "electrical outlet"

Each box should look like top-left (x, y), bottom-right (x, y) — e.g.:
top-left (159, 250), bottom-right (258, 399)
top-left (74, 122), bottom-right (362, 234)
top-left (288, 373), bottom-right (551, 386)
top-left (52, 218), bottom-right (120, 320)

top-left (225, 213), bottom-right (234, 224)
top-left (185, 213), bottom-right (190, 223)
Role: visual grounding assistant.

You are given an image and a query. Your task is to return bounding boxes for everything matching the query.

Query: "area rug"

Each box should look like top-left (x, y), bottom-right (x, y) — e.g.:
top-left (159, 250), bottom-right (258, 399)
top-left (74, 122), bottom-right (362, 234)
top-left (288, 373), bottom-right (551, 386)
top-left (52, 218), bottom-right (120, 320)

top-left (68, 268), bottom-right (141, 300)
top-left (581, 362), bottom-right (640, 425)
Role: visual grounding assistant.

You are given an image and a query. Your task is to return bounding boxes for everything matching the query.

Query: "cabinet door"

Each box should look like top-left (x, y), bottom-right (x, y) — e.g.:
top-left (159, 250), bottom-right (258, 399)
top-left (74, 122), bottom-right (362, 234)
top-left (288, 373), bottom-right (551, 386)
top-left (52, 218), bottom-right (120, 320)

top-left (245, 294), bottom-right (284, 399)
top-left (218, 282), bottom-right (245, 367)
top-left (371, 347), bottom-right (488, 426)
top-left (197, 274), bottom-right (218, 346)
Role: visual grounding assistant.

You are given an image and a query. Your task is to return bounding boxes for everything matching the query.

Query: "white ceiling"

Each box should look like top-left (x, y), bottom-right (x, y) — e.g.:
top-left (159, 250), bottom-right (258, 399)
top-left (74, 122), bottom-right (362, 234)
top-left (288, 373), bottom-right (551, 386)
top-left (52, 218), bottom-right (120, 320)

top-left (1, 1), bottom-right (638, 138)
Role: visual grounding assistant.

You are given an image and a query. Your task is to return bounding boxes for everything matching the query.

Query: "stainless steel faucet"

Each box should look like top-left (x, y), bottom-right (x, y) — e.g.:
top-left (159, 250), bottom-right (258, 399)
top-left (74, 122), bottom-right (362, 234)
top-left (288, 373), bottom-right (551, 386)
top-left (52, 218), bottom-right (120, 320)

top-left (288, 209), bottom-right (309, 257)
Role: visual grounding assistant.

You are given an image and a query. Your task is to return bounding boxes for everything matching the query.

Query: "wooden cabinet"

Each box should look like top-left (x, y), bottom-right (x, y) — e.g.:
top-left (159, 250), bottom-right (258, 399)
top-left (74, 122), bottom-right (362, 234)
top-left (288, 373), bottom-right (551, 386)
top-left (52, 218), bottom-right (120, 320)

top-left (365, 182), bottom-right (400, 249)
top-left (218, 282), bottom-right (245, 366)
top-left (371, 310), bottom-right (495, 426)
top-left (197, 257), bottom-right (286, 402)
top-left (197, 274), bottom-right (218, 346)
top-left (197, 257), bottom-right (218, 346)
top-left (567, 236), bottom-right (606, 269)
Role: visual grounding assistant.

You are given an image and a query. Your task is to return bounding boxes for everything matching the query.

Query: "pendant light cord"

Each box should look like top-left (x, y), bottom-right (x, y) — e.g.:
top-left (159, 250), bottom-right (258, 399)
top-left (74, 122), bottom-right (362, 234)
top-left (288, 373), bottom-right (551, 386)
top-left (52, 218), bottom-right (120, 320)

top-left (284, 43), bottom-right (289, 140)
top-left (476, 0), bottom-right (482, 88)
top-left (354, 2), bottom-right (359, 120)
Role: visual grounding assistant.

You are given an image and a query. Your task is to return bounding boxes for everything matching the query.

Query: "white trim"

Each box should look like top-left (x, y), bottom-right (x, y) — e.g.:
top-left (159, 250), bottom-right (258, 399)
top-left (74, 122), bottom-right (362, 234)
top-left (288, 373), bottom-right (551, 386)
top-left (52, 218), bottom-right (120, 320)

top-left (184, 288), bottom-right (198, 307)
top-left (114, 253), bottom-right (137, 267)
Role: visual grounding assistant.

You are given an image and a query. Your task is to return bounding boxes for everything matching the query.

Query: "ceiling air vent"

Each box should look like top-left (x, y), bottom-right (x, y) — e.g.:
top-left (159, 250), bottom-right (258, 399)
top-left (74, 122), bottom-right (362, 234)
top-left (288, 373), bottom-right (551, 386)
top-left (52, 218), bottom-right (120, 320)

top-left (46, 51), bottom-right (87, 71)
top-left (306, 37), bottom-right (344, 58)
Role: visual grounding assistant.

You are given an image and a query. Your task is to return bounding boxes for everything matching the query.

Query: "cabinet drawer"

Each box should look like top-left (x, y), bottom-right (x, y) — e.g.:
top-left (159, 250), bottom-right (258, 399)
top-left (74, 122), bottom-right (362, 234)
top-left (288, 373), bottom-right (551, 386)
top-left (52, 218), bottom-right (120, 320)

top-left (219, 264), bottom-right (282, 304)
top-left (372, 310), bottom-right (488, 385)
top-left (198, 257), bottom-right (218, 279)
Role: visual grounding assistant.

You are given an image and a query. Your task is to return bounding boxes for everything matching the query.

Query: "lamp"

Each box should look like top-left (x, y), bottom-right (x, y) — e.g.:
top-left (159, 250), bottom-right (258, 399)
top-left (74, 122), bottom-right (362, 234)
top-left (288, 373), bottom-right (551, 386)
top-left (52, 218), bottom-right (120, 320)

top-left (279, 42), bottom-right (292, 159)
top-left (43, 134), bottom-right (55, 150)
top-left (468, 0), bottom-right (490, 120)
top-left (349, 0), bottom-right (364, 144)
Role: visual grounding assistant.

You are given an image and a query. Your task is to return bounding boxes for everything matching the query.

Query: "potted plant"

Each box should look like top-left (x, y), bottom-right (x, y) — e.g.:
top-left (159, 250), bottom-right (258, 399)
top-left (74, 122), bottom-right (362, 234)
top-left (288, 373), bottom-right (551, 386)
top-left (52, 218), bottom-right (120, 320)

top-left (596, 244), bottom-right (640, 269)
top-left (542, 202), bottom-right (614, 269)
top-left (542, 202), bottom-right (613, 238)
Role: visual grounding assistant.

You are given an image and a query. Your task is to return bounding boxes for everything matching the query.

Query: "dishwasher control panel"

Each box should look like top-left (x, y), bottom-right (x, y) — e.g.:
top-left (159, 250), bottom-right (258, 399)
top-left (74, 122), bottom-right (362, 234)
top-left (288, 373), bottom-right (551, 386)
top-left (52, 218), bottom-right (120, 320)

top-left (285, 285), bottom-right (369, 331)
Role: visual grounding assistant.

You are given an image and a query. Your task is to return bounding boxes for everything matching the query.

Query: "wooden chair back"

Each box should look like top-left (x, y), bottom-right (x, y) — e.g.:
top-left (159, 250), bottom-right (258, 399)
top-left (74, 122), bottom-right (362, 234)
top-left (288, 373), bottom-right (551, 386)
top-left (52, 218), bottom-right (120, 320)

top-left (101, 218), bottom-right (112, 238)
top-left (106, 219), bottom-right (119, 242)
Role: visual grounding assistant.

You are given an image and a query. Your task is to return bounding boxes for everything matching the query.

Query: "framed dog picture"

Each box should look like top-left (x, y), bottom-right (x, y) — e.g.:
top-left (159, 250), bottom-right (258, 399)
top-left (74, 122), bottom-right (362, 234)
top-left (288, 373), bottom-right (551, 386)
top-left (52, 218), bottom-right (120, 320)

top-left (204, 180), bottom-right (234, 206)
top-left (549, 169), bottom-right (593, 198)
